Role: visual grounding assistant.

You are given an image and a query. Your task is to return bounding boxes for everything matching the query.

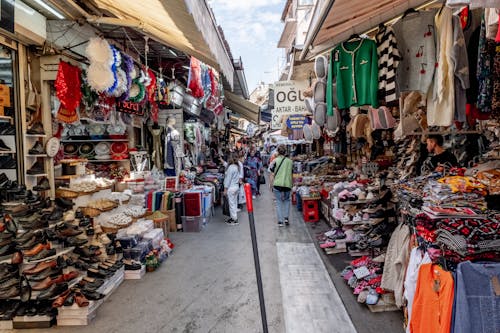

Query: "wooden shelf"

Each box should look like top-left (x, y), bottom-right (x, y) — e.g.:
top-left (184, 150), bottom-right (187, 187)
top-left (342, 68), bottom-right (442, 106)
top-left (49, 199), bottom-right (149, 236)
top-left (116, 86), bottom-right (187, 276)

top-left (0, 151), bottom-right (15, 154)
top-left (26, 173), bottom-right (48, 177)
top-left (87, 159), bottom-right (130, 163)
top-left (27, 154), bottom-right (48, 157)
top-left (25, 134), bottom-right (46, 138)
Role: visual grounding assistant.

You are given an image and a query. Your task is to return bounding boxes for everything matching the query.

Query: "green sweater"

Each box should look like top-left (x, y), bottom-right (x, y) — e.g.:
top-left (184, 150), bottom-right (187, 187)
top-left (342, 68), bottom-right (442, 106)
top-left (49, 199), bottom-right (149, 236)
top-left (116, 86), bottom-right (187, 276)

top-left (272, 156), bottom-right (293, 189)
top-left (327, 38), bottom-right (379, 114)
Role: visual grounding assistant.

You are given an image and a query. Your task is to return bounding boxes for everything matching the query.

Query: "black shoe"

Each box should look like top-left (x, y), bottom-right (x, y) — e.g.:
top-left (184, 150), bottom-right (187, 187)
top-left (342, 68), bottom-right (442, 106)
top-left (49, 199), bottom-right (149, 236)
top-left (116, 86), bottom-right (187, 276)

top-left (28, 141), bottom-right (45, 155)
top-left (27, 161), bottom-right (45, 175)
top-left (284, 218), bottom-right (289, 226)
top-left (33, 177), bottom-right (50, 191)
top-left (0, 139), bottom-right (11, 152)
top-left (55, 197), bottom-right (74, 210)
top-left (80, 289), bottom-right (105, 301)
top-left (124, 262), bottom-right (141, 270)
top-left (26, 248), bottom-right (56, 262)
top-left (27, 122), bottom-right (45, 135)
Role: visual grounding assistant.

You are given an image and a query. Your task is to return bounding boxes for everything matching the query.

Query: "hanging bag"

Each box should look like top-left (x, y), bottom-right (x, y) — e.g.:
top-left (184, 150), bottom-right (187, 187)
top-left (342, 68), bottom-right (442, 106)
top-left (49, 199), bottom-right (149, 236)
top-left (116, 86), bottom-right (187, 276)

top-left (26, 57), bottom-right (40, 111)
top-left (222, 195), bottom-right (230, 216)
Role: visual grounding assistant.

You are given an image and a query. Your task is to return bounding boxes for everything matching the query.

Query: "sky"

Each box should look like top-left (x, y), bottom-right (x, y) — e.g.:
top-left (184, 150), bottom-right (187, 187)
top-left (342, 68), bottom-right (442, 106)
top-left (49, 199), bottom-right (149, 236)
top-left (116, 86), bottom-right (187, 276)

top-left (208, 0), bottom-right (285, 94)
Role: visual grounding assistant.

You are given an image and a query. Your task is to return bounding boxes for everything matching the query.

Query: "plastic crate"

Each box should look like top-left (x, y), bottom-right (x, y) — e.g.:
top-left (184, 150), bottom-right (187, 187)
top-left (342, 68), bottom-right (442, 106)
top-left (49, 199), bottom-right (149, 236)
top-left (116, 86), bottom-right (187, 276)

top-left (302, 198), bottom-right (319, 223)
top-left (181, 216), bottom-right (205, 232)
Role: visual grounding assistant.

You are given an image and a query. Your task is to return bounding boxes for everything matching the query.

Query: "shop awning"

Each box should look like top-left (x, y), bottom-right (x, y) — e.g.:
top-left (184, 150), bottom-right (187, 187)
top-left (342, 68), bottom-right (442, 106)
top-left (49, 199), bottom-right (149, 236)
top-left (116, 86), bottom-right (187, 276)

top-left (224, 91), bottom-right (260, 124)
top-left (81, 0), bottom-right (234, 87)
top-left (300, 0), bottom-right (433, 60)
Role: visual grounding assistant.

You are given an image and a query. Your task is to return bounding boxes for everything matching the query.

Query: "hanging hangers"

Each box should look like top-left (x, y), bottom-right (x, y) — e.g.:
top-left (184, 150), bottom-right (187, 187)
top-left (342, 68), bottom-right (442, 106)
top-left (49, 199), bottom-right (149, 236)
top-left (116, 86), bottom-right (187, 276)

top-left (402, 8), bottom-right (418, 19)
top-left (347, 33), bottom-right (361, 42)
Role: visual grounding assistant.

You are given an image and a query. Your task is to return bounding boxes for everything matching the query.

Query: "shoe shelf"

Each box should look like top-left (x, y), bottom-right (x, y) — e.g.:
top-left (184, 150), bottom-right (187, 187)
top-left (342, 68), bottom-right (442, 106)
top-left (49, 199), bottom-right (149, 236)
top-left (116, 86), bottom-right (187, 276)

top-left (26, 173), bottom-right (48, 177)
top-left (27, 154), bottom-right (48, 158)
top-left (0, 150), bottom-right (16, 154)
top-left (25, 134), bottom-right (47, 138)
top-left (22, 247), bottom-right (75, 265)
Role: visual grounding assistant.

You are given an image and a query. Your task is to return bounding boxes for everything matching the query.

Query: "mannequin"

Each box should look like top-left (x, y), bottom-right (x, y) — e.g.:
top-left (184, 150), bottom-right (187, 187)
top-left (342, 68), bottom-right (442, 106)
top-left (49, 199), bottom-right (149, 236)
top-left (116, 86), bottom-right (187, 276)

top-left (149, 122), bottom-right (163, 170)
top-left (164, 116), bottom-right (180, 176)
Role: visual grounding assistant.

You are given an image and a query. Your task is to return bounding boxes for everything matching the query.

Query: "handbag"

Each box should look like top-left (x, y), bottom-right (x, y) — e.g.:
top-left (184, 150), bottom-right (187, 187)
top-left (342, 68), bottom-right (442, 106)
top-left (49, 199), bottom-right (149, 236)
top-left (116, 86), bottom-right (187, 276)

top-left (259, 174), bottom-right (266, 185)
top-left (222, 195), bottom-right (230, 217)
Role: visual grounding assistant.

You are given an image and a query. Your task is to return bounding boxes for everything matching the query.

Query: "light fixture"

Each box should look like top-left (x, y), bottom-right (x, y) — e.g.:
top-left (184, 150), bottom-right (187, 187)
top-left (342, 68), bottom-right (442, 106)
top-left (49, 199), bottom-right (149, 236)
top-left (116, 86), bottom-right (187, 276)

top-left (32, 0), bottom-right (65, 19)
top-left (168, 49), bottom-right (177, 57)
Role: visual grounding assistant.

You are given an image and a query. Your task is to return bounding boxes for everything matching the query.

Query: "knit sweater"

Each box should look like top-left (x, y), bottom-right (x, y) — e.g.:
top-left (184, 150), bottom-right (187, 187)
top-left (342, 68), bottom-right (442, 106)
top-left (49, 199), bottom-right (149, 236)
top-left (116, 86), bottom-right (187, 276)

top-left (376, 26), bottom-right (401, 103)
top-left (392, 9), bottom-right (437, 94)
top-left (328, 38), bottom-right (379, 110)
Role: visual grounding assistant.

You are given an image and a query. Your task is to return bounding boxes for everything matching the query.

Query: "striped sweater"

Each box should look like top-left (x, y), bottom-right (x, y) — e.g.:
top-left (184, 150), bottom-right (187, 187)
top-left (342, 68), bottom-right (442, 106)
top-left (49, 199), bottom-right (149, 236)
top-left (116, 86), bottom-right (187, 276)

top-left (376, 26), bottom-right (401, 103)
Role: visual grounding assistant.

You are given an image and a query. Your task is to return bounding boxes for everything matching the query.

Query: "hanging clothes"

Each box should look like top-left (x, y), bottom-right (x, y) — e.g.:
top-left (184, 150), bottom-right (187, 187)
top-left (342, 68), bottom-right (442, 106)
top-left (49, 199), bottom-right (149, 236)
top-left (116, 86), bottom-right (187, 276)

top-left (164, 127), bottom-right (177, 175)
top-left (55, 61), bottom-right (82, 124)
top-left (427, 7), bottom-right (456, 127)
top-left (380, 223), bottom-right (411, 308)
top-left (477, 14), bottom-right (494, 116)
top-left (327, 38), bottom-right (379, 112)
top-left (188, 57), bottom-right (204, 98)
top-left (403, 248), bottom-right (432, 333)
top-left (376, 25), bottom-right (401, 104)
top-left (452, 14), bottom-right (470, 123)
top-left (452, 261), bottom-right (500, 333)
top-left (392, 9), bottom-right (438, 95)
top-left (150, 126), bottom-right (163, 170)
top-left (410, 264), bottom-right (454, 333)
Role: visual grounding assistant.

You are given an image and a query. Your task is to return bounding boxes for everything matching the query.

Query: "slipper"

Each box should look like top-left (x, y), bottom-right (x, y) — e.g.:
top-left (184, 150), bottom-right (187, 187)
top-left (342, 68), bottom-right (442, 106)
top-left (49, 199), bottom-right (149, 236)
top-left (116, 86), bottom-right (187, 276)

top-left (357, 289), bottom-right (369, 303)
top-left (327, 109), bottom-right (341, 132)
top-left (311, 121), bottom-right (322, 140)
top-left (314, 55), bottom-right (327, 79)
top-left (320, 241), bottom-right (336, 249)
top-left (313, 80), bottom-right (326, 103)
top-left (303, 124), bottom-right (313, 141)
top-left (305, 98), bottom-right (314, 114)
top-left (314, 102), bottom-right (326, 126)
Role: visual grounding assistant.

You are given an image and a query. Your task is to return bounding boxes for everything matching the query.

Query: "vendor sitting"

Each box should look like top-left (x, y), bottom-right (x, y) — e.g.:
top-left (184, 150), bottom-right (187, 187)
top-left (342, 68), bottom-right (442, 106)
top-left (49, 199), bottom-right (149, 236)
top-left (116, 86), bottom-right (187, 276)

top-left (426, 134), bottom-right (458, 171)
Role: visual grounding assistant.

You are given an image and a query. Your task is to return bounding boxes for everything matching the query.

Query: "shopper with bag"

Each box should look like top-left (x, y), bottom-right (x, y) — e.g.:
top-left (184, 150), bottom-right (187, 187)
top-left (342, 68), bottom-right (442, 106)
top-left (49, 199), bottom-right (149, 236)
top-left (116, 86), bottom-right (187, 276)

top-left (223, 154), bottom-right (241, 225)
top-left (238, 153), bottom-right (246, 209)
top-left (270, 145), bottom-right (293, 227)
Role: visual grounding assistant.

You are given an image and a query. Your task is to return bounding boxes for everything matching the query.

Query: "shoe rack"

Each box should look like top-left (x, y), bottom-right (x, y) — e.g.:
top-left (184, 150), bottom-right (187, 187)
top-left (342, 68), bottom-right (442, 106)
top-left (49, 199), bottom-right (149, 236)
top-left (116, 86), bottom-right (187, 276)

top-left (18, 50), bottom-right (53, 196)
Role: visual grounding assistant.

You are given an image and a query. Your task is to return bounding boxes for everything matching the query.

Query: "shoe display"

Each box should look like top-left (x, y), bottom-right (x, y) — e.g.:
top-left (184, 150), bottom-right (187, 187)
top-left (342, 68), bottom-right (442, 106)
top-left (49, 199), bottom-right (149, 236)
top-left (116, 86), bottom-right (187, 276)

top-left (27, 122), bottom-right (45, 135)
top-left (28, 141), bottom-right (45, 155)
top-left (37, 282), bottom-right (68, 300)
top-left (23, 259), bottom-right (58, 275)
top-left (26, 248), bottom-right (56, 262)
top-left (26, 161), bottom-right (45, 175)
top-left (0, 139), bottom-right (12, 152)
top-left (33, 177), bottom-right (50, 191)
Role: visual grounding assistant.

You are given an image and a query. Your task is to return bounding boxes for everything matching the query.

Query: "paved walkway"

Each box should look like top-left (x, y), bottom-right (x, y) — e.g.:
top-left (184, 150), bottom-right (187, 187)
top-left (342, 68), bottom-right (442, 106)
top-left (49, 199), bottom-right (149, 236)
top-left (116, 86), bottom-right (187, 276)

top-left (6, 182), bottom-right (403, 333)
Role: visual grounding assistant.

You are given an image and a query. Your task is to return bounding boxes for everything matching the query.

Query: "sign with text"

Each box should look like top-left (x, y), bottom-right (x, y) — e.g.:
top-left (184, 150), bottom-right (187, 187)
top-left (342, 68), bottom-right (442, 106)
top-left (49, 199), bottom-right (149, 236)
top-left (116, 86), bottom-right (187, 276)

top-left (116, 101), bottom-right (145, 116)
top-left (271, 80), bottom-right (309, 129)
top-left (286, 114), bottom-right (307, 129)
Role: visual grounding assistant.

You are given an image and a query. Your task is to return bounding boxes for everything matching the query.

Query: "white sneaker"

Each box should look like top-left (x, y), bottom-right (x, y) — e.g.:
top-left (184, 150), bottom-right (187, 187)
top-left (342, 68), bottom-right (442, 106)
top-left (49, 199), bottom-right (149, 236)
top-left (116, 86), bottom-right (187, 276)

top-left (341, 213), bottom-right (351, 224)
top-left (366, 192), bottom-right (374, 200)
top-left (252, 195), bottom-right (256, 199)
top-left (352, 213), bottom-right (362, 223)
top-left (237, 208), bottom-right (241, 212)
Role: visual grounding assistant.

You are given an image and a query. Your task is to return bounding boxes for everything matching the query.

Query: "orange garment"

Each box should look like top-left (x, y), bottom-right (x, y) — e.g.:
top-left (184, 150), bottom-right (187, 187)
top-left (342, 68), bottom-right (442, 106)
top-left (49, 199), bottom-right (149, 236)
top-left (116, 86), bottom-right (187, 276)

top-left (410, 264), bottom-right (454, 333)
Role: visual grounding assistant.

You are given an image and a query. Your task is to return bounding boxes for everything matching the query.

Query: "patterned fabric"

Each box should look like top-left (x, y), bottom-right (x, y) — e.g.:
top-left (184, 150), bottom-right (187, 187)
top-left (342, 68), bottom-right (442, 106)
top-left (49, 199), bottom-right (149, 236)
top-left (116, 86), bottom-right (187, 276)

top-left (477, 15), bottom-right (493, 115)
top-left (376, 26), bottom-right (400, 103)
top-left (437, 217), bottom-right (500, 241)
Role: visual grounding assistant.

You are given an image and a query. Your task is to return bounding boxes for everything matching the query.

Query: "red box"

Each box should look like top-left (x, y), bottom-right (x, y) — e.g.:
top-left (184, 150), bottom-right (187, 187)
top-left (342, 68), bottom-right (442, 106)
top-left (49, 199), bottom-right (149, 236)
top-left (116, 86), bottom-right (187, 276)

top-left (302, 198), bottom-right (319, 223)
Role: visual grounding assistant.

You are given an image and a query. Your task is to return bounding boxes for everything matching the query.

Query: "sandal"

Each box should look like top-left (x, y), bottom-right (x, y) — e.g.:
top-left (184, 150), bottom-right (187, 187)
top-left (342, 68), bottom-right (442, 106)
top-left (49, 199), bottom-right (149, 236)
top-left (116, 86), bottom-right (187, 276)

top-left (320, 241), bottom-right (336, 249)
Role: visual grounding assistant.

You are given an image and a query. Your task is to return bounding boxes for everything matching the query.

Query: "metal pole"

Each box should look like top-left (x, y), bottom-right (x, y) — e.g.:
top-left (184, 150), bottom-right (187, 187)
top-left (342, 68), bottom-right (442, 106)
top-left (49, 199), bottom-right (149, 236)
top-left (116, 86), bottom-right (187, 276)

top-left (244, 183), bottom-right (269, 333)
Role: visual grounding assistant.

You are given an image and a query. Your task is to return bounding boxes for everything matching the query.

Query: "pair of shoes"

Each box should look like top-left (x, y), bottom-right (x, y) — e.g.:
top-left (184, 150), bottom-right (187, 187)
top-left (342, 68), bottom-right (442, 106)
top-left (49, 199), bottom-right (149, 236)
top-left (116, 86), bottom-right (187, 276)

top-left (225, 219), bottom-right (239, 225)
top-left (278, 221), bottom-right (285, 227)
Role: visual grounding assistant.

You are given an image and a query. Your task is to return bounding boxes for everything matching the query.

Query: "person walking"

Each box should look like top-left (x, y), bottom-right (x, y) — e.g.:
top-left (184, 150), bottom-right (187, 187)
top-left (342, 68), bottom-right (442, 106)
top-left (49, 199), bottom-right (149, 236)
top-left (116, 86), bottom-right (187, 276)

top-left (244, 149), bottom-right (263, 198)
top-left (224, 154), bottom-right (241, 225)
top-left (270, 145), bottom-right (293, 227)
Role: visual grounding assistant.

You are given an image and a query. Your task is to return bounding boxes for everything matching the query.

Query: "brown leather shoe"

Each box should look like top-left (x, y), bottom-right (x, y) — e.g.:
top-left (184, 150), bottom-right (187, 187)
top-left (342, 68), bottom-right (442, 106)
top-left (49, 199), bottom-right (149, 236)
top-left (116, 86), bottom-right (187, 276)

top-left (52, 289), bottom-right (72, 308)
top-left (23, 259), bottom-right (57, 275)
top-left (57, 228), bottom-right (83, 237)
top-left (74, 292), bottom-right (89, 307)
top-left (11, 251), bottom-right (23, 265)
top-left (51, 271), bottom-right (79, 284)
top-left (31, 276), bottom-right (53, 291)
top-left (23, 243), bottom-right (50, 257)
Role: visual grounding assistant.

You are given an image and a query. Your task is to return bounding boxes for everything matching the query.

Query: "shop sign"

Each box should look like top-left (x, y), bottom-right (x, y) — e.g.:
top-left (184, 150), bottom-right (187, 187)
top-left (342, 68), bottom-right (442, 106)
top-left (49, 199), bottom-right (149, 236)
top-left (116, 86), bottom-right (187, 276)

top-left (0, 0), bottom-right (15, 34)
top-left (271, 80), bottom-right (308, 129)
top-left (116, 101), bottom-right (145, 116)
top-left (286, 114), bottom-right (307, 129)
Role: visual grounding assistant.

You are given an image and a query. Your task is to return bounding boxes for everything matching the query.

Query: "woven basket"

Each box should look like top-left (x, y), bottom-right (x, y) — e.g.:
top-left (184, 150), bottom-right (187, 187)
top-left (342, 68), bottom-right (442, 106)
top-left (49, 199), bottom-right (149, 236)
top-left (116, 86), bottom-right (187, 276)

top-left (97, 202), bottom-right (118, 212)
top-left (80, 206), bottom-right (101, 218)
top-left (101, 220), bottom-right (132, 233)
top-left (55, 188), bottom-right (79, 199)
